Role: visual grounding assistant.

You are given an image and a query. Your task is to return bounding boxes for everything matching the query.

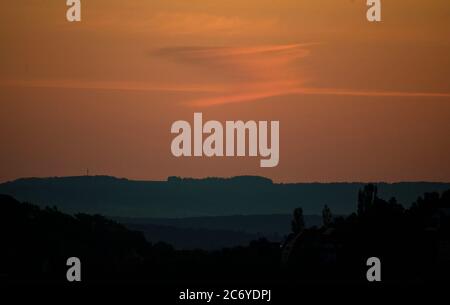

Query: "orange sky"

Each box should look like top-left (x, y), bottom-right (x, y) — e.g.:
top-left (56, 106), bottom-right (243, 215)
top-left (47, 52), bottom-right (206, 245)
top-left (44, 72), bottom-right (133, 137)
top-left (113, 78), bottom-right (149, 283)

top-left (1, 0), bottom-right (450, 183)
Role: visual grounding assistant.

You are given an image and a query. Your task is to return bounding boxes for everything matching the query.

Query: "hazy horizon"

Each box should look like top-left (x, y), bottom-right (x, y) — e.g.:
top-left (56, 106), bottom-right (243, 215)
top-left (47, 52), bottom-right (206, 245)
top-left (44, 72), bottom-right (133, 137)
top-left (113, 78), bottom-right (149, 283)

top-left (2, 173), bottom-right (450, 185)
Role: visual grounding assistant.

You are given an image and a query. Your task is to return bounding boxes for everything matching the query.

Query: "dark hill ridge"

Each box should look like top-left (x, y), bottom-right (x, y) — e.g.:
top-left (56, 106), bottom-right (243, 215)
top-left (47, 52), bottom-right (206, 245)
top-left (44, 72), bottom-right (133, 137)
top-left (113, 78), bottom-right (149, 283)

top-left (0, 175), bottom-right (449, 217)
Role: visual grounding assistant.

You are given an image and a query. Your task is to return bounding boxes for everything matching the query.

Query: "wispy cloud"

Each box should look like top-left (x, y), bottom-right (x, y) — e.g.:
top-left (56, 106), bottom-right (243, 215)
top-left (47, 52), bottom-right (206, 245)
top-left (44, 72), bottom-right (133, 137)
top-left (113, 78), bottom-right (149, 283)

top-left (80, 10), bottom-right (279, 38)
top-left (3, 43), bottom-right (449, 106)
top-left (295, 88), bottom-right (450, 98)
top-left (0, 79), bottom-right (223, 94)
top-left (190, 87), bottom-right (450, 106)
top-left (146, 12), bottom-right (278, 37)
top-left (154, 43), bottom-right (450, 106)
top-left (153, 43), bottom-right (311, 105)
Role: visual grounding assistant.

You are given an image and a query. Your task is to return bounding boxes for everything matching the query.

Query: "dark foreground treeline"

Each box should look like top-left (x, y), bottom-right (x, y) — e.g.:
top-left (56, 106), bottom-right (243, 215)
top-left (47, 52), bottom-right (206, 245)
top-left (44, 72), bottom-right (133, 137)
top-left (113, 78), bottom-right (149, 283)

top-left (283, 185), bottom-right (450, 283)
top-left (0, 185), bottom-right (449, 284)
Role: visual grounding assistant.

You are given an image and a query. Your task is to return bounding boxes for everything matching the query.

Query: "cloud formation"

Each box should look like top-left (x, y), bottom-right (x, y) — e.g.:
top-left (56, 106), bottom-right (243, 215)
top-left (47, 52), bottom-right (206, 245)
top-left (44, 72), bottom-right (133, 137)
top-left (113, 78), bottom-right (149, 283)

top-left (153, 44), bottom-right (311, 106)
top-left (3, 42), bottom-right (449, 107)
top-left (153, 44), bottom-right (450, 106)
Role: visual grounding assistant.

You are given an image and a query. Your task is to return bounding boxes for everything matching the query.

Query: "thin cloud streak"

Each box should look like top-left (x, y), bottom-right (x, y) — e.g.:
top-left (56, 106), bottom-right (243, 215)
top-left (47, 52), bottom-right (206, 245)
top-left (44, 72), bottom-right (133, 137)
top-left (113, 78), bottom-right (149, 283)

top-left (0, 79), bottom-right (224, 94)
top-left (189, 87), bottom-right (450, 106)
top-left (300, 88), bottom-right (450, 98)
top-left (2, 80), bottom-right (449, 107)
top-left (154, 44), bottom-right (313, 58)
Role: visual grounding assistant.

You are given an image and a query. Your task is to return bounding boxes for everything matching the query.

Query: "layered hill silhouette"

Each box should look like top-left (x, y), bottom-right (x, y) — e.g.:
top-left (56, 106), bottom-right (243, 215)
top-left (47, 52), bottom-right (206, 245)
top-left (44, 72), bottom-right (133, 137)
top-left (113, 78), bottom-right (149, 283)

top-left (0, 175), bottom-right (449, 218)
top-left (114, 214), bottom-right (320, 235)
top-left (114, 215), bottom-right (318, 249)
top-left (1, 185), bottom-right (449, 284)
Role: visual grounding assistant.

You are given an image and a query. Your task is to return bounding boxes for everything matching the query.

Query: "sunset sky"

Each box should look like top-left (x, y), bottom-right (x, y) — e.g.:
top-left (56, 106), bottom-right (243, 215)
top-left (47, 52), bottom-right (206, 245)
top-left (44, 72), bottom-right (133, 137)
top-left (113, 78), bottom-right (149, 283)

top-left (1, 0), bottom-right (450, 183)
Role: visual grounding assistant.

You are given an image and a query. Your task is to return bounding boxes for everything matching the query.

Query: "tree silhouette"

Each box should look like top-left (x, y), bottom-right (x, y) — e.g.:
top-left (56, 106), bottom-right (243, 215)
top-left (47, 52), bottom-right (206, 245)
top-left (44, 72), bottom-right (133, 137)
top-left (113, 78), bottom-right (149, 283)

top-left (291, 207), bottom-right (305, 234)
top-left (357, 184), bottom-right (378, 216)
top-left (322, 205), bottom-right (333, 227)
